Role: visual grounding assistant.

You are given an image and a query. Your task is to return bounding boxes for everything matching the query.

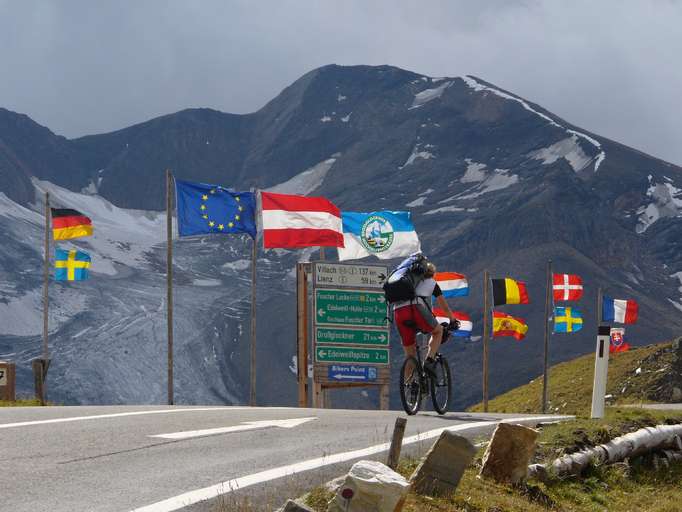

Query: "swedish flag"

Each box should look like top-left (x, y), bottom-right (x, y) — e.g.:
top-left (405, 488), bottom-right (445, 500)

top-left (554, 306), bottom-right (583, 333)
top-left (175, 180), bottom-right (257, 238)
top-left (55, 249), bottom-right (91, 281)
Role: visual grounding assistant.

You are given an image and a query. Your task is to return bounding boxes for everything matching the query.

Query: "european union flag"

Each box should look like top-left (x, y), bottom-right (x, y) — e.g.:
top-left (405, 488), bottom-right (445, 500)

top-left (175, 179), bottom-right (257, 238)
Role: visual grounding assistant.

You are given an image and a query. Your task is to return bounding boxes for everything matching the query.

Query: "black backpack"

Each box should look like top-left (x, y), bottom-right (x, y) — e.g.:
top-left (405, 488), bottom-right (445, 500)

top-left (383, 254), bottom-right (429, 304)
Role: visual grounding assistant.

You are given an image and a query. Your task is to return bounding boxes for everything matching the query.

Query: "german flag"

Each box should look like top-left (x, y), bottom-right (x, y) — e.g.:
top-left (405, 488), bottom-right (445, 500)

top-left (492, 277), bottom-right (529, 305)
top-left (492, 311), bottom-right (528, 341)
top-left (51, 208), bottom-right (93, 240)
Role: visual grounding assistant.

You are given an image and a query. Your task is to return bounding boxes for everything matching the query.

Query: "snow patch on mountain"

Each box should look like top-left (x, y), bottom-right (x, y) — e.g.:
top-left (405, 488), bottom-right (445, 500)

top-left (341, 113), bottom-right (351, 123)
top-left (530, 135), bottom-right (592, 172)
top-left (459, 169), bottom-right (518, 199)
top-left (409, 81), bottom-right (453, 109)
top-left (669, 272), bottom-right (682, 311)
top-left (266, 156), bottom-right (338, 195)
top-left (636, 176), bottom-right (682, 233)
top-left (460, 159), bottom-right (487, 183)
top-left (222, 259), bottom-right (251, 272)
top-left (425, 205), bottom-right (479, 215)
top-left (0, 287), bottom-right (87, 336)
top-left (462, 76), bottom-right (606, 171)
top-left (406, 188), bottom-right (435, 207)
top-left (337, 94), bottom-right (346, 102)
top-left (320, 115), bottom-right (332, 122)
top-left (400, 144), bottom-right (435, 169)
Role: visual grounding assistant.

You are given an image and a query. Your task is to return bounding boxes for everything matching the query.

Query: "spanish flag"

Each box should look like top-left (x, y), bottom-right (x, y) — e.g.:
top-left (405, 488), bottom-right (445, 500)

top-left (51, 208), bottom-right (93, 240)
top-left (491, 277), bottom-right (529, 305)
top-left (492, 311), bottom-right (528, 341)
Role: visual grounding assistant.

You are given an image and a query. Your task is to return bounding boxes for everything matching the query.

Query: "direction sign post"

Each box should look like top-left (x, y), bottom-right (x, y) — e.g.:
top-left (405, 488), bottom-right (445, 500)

top-left (311, 262), bottom-right (390, 410)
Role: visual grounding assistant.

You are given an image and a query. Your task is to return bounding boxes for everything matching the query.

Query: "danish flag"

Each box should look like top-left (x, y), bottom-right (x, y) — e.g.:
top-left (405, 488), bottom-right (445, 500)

top-left (553, 273), bottom-right (583, 301)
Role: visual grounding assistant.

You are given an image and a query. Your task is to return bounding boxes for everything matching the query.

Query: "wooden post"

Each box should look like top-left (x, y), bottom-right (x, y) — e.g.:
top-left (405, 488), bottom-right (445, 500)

top-left (386, 417), bottom-right (407, 470)
top-left (542, 260), bottom-right (553, 413)
top-left (379, 384), bottom-right (390, 411)
top-left (319, 247), bottom-right (326, 261)
top-left (482, 270), bottom-right (490, 412)
top-left (296, 263), bottom-right (309, 407)
top-left (166, 170), bottom-right (174, 406)
top-left (250, 236), bottom-right (257, 406)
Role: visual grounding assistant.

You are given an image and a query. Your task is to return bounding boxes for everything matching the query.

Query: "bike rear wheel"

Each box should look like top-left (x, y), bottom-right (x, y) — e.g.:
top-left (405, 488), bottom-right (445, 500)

top-left (430, 354), bottom-right (451, 415)
top-left (400, 356), bottom-right (422, 415)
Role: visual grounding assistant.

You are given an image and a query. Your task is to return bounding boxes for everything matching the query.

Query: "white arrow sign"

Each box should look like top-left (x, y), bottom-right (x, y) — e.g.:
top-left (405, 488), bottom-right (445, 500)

top-left (332, 374), bottom-right (366, 380)
top-left (318, 350), bottom-right (327, 357)
top-left (149, 417), bottom-right (317, 440)
top-left (318, 309), bottom-right (326, 316)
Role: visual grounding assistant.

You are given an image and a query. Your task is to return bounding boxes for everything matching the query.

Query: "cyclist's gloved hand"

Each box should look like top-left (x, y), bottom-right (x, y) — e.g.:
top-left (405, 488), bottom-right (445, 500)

top-left (450, 318), bottom-right (461, 330)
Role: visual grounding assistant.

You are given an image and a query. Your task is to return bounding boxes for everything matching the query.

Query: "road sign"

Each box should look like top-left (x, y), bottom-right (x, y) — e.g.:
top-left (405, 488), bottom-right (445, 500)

top-left (315, 346), bottom-right (389, 365)
top-left (327, 364), bottom-right (378, 382)
top-left (314, 262), bottom-right (387, 289)
top-left (315, 327), bottom-right (389, 346)
top-left (315, 289), bottom-right (388, 327)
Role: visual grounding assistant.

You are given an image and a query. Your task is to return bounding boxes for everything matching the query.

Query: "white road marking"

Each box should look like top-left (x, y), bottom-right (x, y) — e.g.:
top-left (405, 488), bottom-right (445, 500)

top-left (149, 417), bottom-right (318, 440)
top-left (0, 407), bottom-right (292, 430)
top-left (130, 414), bottom-right (573, 512)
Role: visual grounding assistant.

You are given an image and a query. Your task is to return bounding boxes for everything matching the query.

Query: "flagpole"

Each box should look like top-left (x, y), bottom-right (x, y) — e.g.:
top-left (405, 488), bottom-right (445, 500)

top-left (541, 260), bottom-right (552, 413)
top-left (597, 287), bottom-right (603, 326)
top-left (482, 269), bottom-right (490, 412)
top-left (166, 169), bottom-right (174, 406)
top-left (249, 234), bottom-right (257, 407)
top-left (40, 191), bottom-right (51, 404)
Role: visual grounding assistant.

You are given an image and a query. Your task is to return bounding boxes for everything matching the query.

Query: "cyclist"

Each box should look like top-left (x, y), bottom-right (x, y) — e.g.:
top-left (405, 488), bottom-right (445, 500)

top-left (393, 260), bottom-right (457, 376)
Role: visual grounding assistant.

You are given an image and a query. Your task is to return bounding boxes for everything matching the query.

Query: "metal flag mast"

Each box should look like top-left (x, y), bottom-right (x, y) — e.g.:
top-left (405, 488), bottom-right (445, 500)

top-left (249, 189), bottom-right (260, 407)
top-left (541, 260), bottom-right (553, 413)
top-left (36, 191), bottom-right (52, 404)
top-left (166, 169), bottom-right (174, 406)
top-left (482, 269), bottom-right (490, 412)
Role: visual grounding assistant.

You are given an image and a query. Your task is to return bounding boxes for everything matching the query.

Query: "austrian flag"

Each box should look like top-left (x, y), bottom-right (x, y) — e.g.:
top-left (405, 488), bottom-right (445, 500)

top-left (553, 273), bottom-right (583, 301)
top-left (261, 192), bottom-right (344, 249)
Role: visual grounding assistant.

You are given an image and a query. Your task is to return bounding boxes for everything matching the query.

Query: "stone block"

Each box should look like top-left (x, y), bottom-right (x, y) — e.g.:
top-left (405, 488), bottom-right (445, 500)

top-left (480, 423), bottom-right (538, 484)
top-left (327, 460), bottom-right (409, 512)
top-left (409, 431), bottom-right (476, 496)
top-left (277, 499), bottom-right (315, 512)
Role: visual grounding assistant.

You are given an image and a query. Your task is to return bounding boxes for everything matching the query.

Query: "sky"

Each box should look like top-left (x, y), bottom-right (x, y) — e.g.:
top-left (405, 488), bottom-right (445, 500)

top-left (1, 0), bottom-right (681, 165)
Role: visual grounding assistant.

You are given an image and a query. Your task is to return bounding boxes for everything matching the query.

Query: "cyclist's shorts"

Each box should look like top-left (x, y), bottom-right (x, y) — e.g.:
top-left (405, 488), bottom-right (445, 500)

top-left (394, 303), bottom-right (439, 347)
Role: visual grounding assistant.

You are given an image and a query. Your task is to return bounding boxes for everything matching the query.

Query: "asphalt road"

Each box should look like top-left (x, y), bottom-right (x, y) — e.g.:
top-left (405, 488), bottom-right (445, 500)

top-left (0, 406), bottom-right (572, 512)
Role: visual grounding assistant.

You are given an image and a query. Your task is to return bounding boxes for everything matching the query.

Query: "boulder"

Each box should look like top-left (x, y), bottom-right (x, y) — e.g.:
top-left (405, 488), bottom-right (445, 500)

top-left (480, 423), bottom-right (538, 484)
top-left (327, 460), bottom-right (409, 512)
top-left (409, 431), bottom-right (476, 496)
top-left (277, 499), bottom-right (315, 512)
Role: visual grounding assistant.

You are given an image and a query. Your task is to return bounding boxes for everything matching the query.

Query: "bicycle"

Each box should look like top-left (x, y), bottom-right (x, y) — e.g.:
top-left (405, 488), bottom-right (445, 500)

top-left (399, 322), bottom-right (456, 415)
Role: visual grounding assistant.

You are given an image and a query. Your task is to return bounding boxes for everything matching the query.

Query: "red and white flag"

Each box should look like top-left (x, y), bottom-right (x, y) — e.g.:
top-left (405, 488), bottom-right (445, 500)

top-left (553, 273), bottom-right (583, 301)
top-left (261, 192), bottom-right (344, 249)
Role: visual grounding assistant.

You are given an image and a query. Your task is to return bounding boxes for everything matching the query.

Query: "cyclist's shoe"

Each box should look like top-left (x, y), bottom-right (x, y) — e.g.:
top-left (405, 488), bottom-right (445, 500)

top-left (423, 357), bottom-right (438, 378)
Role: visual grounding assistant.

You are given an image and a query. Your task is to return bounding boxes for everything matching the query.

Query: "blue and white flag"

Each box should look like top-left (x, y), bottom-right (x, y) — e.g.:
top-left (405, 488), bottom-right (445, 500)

top-left (337, 211), bottom-right (421, 261)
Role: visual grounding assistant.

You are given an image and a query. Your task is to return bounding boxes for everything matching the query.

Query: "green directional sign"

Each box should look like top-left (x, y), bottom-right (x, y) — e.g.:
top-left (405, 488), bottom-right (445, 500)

top-left (315, 345), bottom-right (390, 365)
top-left (315, 289), bottom-right (388, 327)
top-left (315, 327), bottom-right (389, 346)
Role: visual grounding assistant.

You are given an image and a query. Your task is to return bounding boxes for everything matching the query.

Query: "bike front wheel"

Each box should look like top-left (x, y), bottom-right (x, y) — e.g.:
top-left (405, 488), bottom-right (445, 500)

top-left (430, 354), bottom-right (451, 415)
top-left (399, 356), bottom-right (422, 415)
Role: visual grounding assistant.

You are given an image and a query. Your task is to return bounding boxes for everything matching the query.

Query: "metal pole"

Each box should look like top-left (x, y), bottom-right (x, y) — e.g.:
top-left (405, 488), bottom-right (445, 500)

top-left (249, 236), bottom-right (257, 406)
top-left (166, 170), bottom-right (174, 406)
top-left (482, 270), bottom-right (490, 412)
top-left (542, 260), bottom-right (553, 413)
top-left (42, 192), bottom-right (50, 361)
top-left (319, 247), bottom-right (326, 261)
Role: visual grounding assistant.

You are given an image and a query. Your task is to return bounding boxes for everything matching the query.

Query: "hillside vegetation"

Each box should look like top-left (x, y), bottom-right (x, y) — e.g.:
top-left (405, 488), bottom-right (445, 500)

top-left (469, 342), bottom-right (679, 416)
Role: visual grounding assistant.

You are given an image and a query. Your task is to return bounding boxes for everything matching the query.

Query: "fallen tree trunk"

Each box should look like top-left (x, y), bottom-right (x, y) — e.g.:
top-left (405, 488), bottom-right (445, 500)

top-left (529, 424), bottom-right (682, 480)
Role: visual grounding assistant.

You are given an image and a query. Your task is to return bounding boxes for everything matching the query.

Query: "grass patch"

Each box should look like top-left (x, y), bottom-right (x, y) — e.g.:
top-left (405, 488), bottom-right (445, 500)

top-left (468, 343), bottom-right (674, 416)
top-left (0, 398), bottom-right (44, 407)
